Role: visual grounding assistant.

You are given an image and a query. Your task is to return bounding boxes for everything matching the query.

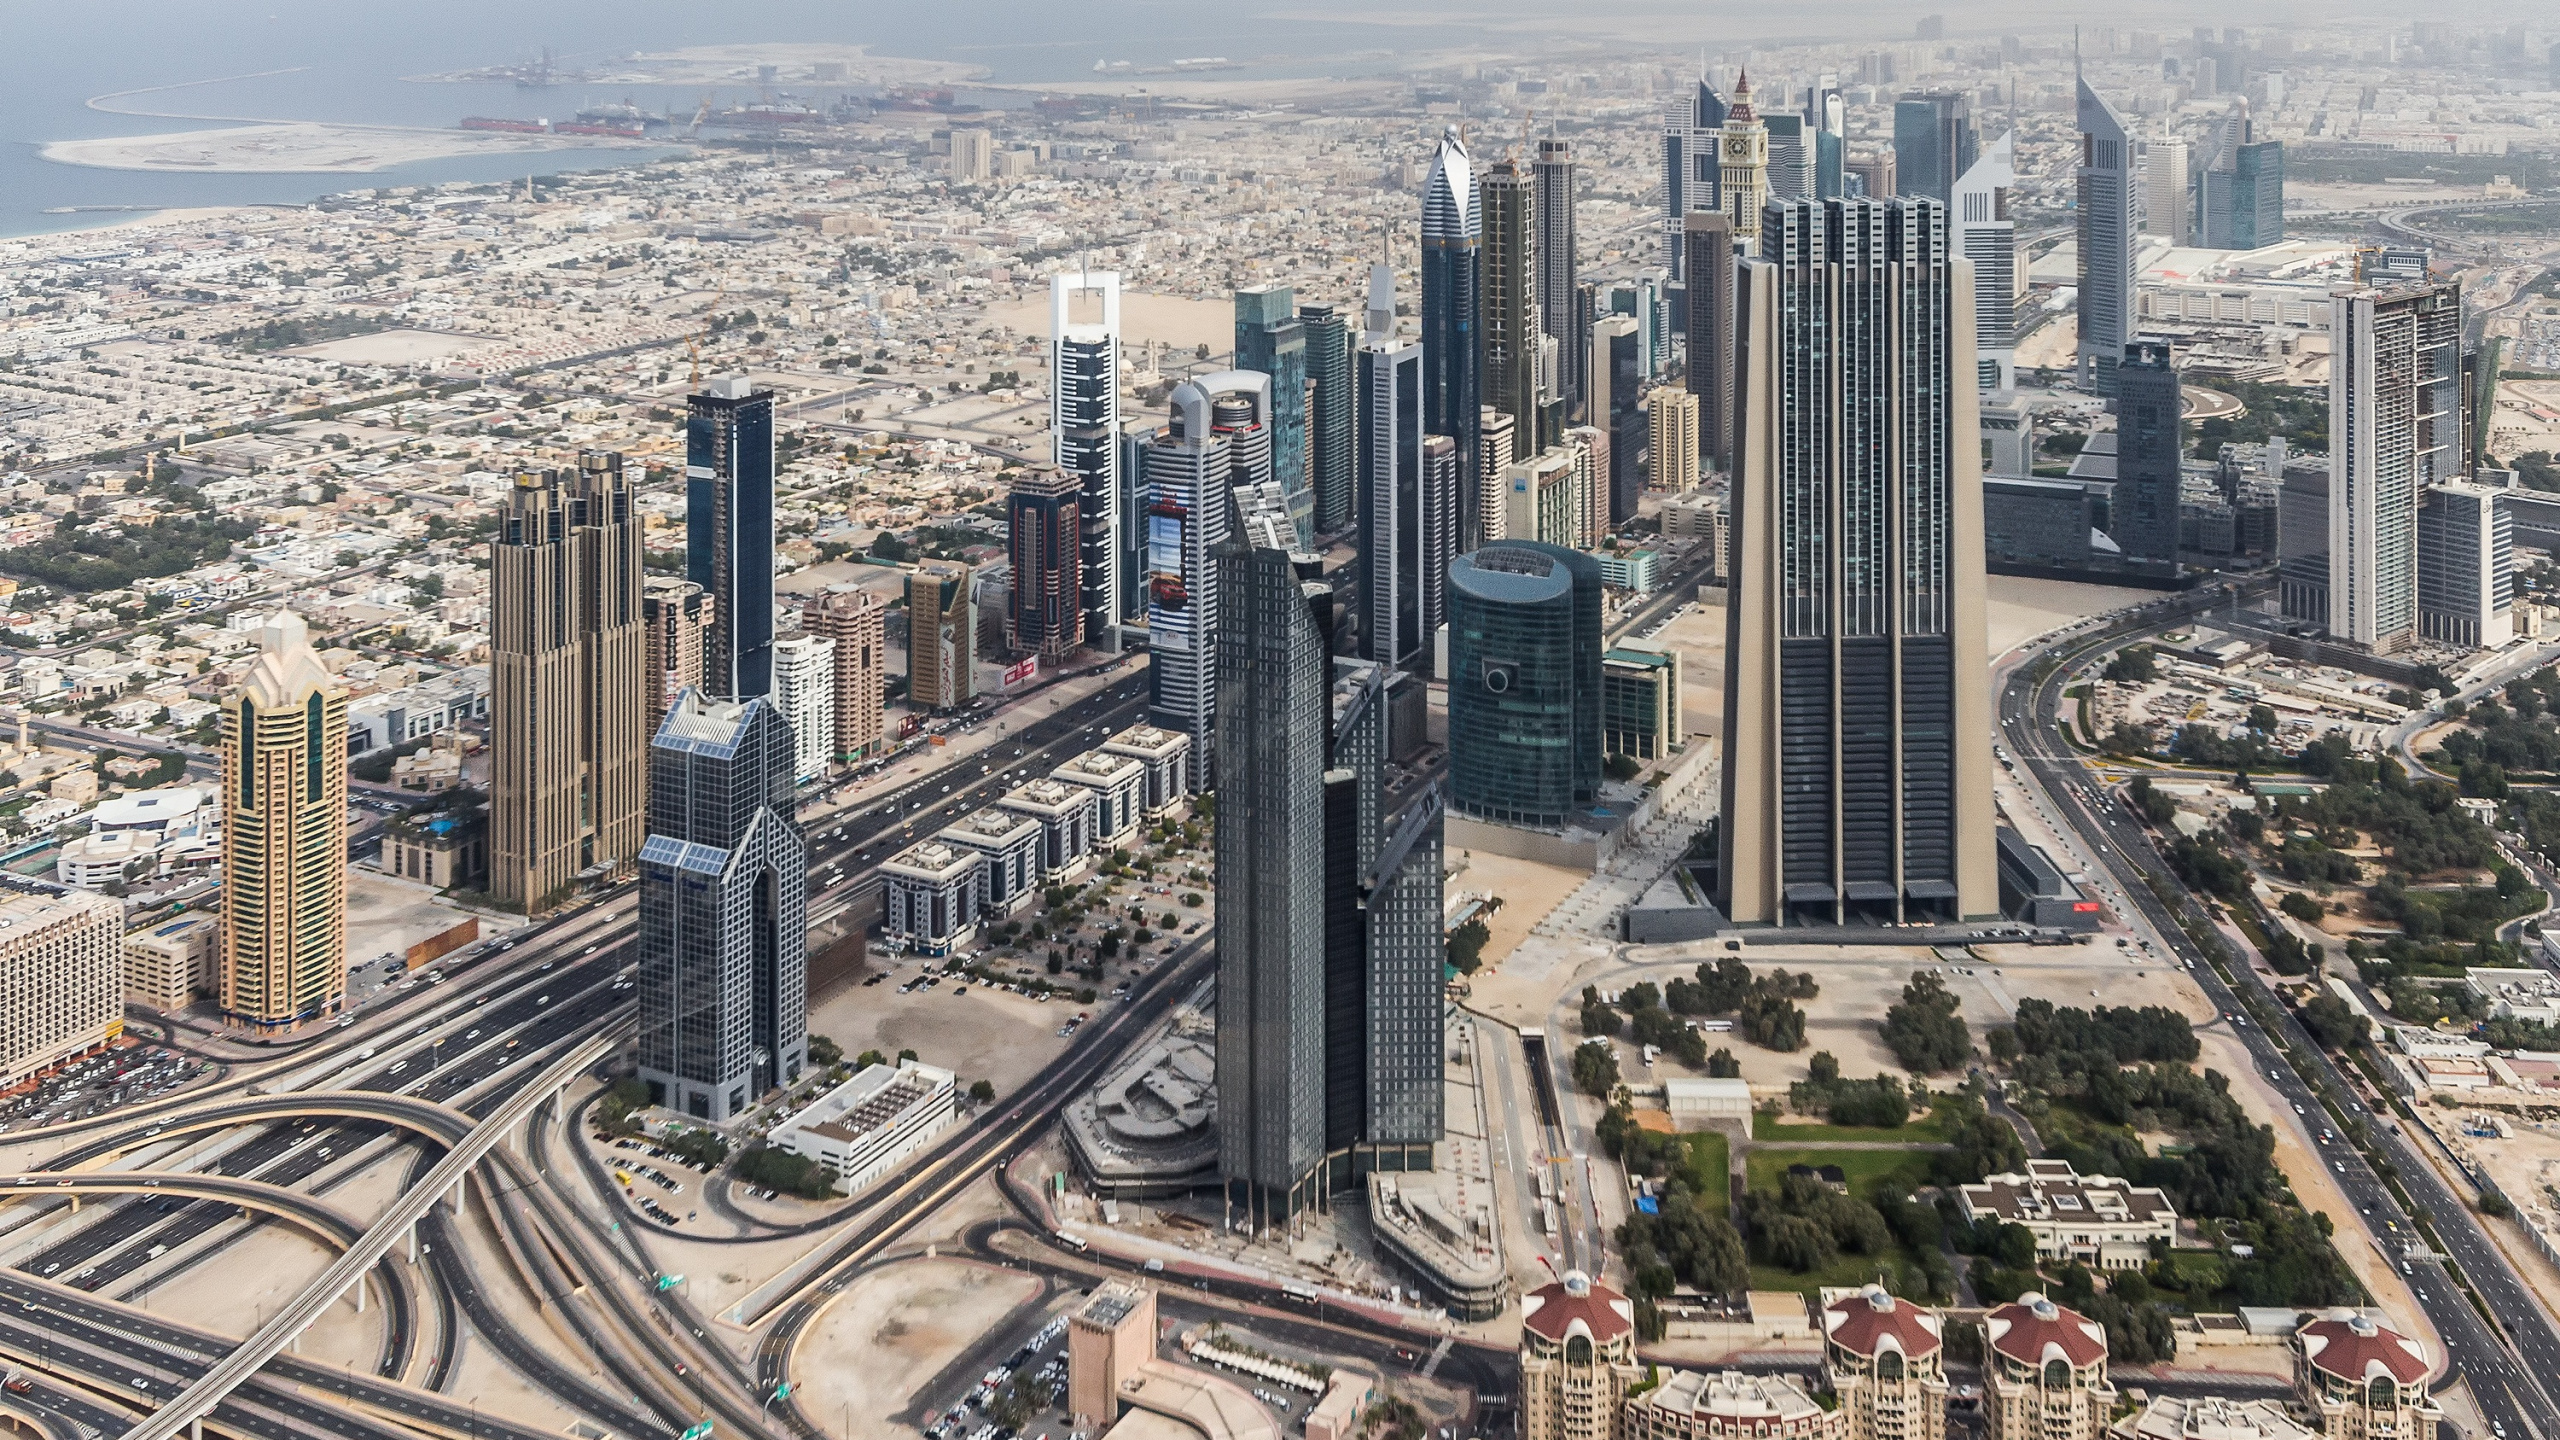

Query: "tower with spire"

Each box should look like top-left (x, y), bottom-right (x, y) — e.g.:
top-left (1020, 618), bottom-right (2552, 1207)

top-left (1720, 71), bottom-right (1771, 244)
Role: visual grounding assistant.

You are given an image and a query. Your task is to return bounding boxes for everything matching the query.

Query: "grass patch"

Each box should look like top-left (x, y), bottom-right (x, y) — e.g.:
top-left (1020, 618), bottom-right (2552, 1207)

top-left (1755, 1101), bottom-right (1953, 1146)
top-left (1749, 1250), bottom-right (1910, 1294)
top-left (1685, 1130), bottom-right (1730, 1197)
top-left (1743, 1146), bottom-right (1936, 1199)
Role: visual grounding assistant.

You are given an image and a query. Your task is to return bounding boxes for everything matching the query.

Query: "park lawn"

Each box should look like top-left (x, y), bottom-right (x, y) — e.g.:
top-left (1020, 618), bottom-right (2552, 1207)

top-left (1754, 1101), bottom-right (1952, 1146)
top-left (1684, 1130), bottom-right (1730, 1197)
top-left (1743, 1146), bottom-right (1937, 1201)
top-left (1749, 1249), bottom-right (1912, 1295)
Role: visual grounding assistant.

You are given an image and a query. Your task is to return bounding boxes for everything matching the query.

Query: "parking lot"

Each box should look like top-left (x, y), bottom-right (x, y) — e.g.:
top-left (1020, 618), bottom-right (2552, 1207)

top-left (0, 1042), bottom-right (203, 1132)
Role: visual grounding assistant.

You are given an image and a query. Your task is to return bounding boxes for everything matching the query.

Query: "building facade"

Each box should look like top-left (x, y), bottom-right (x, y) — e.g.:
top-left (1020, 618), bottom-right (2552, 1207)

top-left (1145, 373), bottom-right (1270, 788)
top-left (1719, 75), bottom-right (1772, 240)
top-left (0, 886), bottom-right (121, 1088)
top-left (1535, 138), bottom-right (1582, 422)
top-left (1951, 132), bottom-right (2019, 393)
top-left (1625, 1371), bottom-right (1844, 1440)
top-left (1960, 1159), bottom-right (2179, 1266)
top-left (1984, 1296), bottom-right (2115, 1440)
top-left (1893, 92), bottom-right (1976, 207)
top-left (1422, 127), bottom-right (1483, 553)
top-left (2076, 71), bottom-right (2142, 395)
top-left (1591, 315), bottom-right (1644, 525)
top-left (491, 452), bottom-right (647, 912)
top-left (2330, 279), bottom-right (2462, 652)
top-left (771, 633), bottom-right (837, 784)
top-left (1603, 643), bottom-right (1682, 760)
top-left (2415, 481), bottom-right (2513, 649)
top-left (1236, 284), bottom-right (1312, 544)
top-left (686, 375), bottom-right (776, 701)
top-left (1823, 1287), bottom-right (1949, 1440)
top-left (910, 561), bottom-right (976, 712)
top-left (1447, 542), bottom-right (1602, 829)
top-left (1359, 263), bottom-right (1438, 671)
top-left (220, 611), bottom-right (348, 1033)
top-left (808, 585), bottom-right (887, 764)
top-left (2292, 1313), bottom-right (2440, 1440)
top-left (1481, 156), bottom-right (1543, 462)
top-left (636, 691), bottom-right (808, 1121)
top-left (1650, 388), bottom-right (1700, 493)
top-left (642, 577), bottom-right (709, 736)
top-left (1683, 211), bottom-right (1737, 478)
top-left (1008, 465), bottom-right (1084, 661)
top-left (1052, 271), bottom-right (1124, 648)
top-left (1520, 1273), bottom-right (1641, 1440)
top-left (881, 838), bottom-right (981, 956)
top-left (1721, 196), bottom-right (1997, 927)
top-left (1303, 301), bottom-right (1355, 535)
top-left (2115, 338), bottom-right (2186, 572)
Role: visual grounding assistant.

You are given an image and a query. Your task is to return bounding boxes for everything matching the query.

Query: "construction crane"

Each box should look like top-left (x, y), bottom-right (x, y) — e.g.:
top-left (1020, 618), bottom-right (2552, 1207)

top-left (685, 93), bottom-right (714, 138)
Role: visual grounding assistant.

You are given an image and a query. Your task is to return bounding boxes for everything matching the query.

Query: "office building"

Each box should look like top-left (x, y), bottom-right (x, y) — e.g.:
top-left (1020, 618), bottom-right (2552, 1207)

top-left (1650, 387), bottom-right (1700, 493)
top-left (1590, 315), bottom-right (1644, 524)
top-left (1894, 92), bottom-right (1976, 206)
top-left (1481, 156), bottom-right (1542, 460)
top-left (2331, 279), bottom-right (2462, 652)
top-left (1504, 452), bottom-right (1580, 547)
top-left (942, 806), bottom-right (1040, 917)
top-left (808, 585), bottom-right (886, 764)
top-left (2293, 1313), bottom-right (2441, 1440)
top-left (1422, 127), bottom-right (1483, 552)
top-left (1478, 408), bottom-right (1518, 550)
top-left (1823, 1287), bottom-right (1949, 1440)
top-left (1052, 271), bottom-right (1124, 650)
top-left (1951, 132), bottom-right (2019, 392)
top-left (1602, 642), bottom-right (1681, 760)
top-left (2076, 68), bottom-right (2141, 395)
top-left (1720, 74), bottom-right (1772, 239)
top-left (1520, 1273), bottom-right (1641, 1440)
top-left (1448, 541), bottom-right (1602, 828)
top-left (1721, 197), bottom-right (1997, 928)
top-left (1564, 429), bottom-right (1607, 549)
top-left (1984, 1296), bottom-right (2114, 1440)
top-left (1961, 1159), bottom-right (2178, 1266)
top-left (1146, 372), bottom-right (1270, 787)
top-left (2281, 459), bottom-right (2332, 625)
top-left (1534, 138), bottom-right (1581, 422)
top-left (125, 912), bottom-right (217, 1013)
top-left (1102, 724), bottom-right (1193, 818)
top-left (687, 376), bottom-right (775, 702)
top-left (909, 561), bottom-right (976, 711)
top-left (1052, 749), bottom-right (1145, 850)
top-left (1603, 275), bottom-right (1669, 382)
top-left (220, 611), bottom-right (348, 1033)
top-left (2195, 102), bottom-right (2284, 250)
top-left (1624, 1371), bottom-right (1844, 1440)
top-left (636, 690), bottom-right (807, 1121)
top-left (1763, 113), bottom-right (1812, 205)
top-left (1661, 76), bottom-right (1729, 284)
top-left (1845, 151), bottom-right (1896, 201)
top-left (1684, 211), bottom-right (1737, 478)
top-left (949, 127), bottom-right (992, 181)
top-left (1007, 465), bottom-right (1084, 661)
top-left (0, 886), bottom-right (121, 1088)
top-left (2416, 481), bottom-right (2513, 649)
top-left (1805, 76), bottom-right (1846, 199)
top-left (770, 1058), bottom-right (958, 1197)
top-left (1302, 302), bottom-right (1355, 534)
top-left (1358, 263), bottom-right (1440, 670)
top-left (1236, 284), bottom-right (1312, 544)
top-left (881, 839), bottom-right (980, 957)
top-left (2146, 133), bottom-right (2190, 243)
top-left (491, 453), bottom-right (647, 913)
top-left (1068, 1282), bottom-right (1159, 1431)
top-left (642, 578), bottom-right (709, 736)
top-left (2114, 338), bottom-right (2185, 570)
top-left (771, 633), bottom-right (837, 784)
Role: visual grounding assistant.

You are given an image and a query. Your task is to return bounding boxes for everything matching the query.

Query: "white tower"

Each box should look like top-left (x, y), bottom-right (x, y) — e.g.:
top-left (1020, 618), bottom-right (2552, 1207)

top-left (1052, 270), bottom-right (1123, 649)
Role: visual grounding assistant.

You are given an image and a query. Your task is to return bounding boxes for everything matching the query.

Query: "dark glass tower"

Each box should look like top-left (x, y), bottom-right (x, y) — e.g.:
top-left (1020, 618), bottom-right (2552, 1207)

top-left (1235, 285), bottom-right (1310, 545)
top-left (686, 376), bottom-right (775, 701)
top-left (1300, 303), bottom-right (1354, 535)
top-left (636, 690), bottom-right (807, 1121)
top-left (1358, 265), bottom-right (1437, 670)
top-left (1006, 466), bottom-right (1083, 659)
top-left (2114, 338), bottom-right (2185, 571)
top-left (1683, 211), bottom-right (1737, 478)
top-left (1720, 197), bottom-right (1997, 928)
top-left (1422, 127), bottom-right (1483, 551)
top-left (1892, 92), bottom-right (1976, 206)
top-left (1533, 138), bottom-right (1579, 422)
top-left (1445, 541), bottom-right (1602, 829)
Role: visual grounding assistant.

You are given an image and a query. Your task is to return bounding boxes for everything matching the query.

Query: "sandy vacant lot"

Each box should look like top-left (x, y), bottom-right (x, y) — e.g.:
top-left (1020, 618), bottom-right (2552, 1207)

top-left (790, 1258), bottom-right (1047, 1437)
top-left (1984, 574), bottom-right (2158, 658)
top-left (807, 961), bottom-right (1082, 1100)
top-left (985, 292), bottom-right (1235, 357)
top-left (293, 329), bottom-right (500, 366)
top-left (43, 123), bottom-right (653, 175)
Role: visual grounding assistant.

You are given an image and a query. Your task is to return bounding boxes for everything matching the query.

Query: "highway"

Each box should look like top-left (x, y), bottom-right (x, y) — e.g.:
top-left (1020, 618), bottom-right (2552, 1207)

top-left (2002, 603), bottom-right (2560, 1438)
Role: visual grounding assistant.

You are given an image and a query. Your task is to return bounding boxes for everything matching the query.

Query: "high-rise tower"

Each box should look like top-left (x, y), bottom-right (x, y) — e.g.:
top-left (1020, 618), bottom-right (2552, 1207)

top-left (220, 611), bottom-right (347, 1033)
top-left (642, 578), bottom-right (709, 736)
top-left (636, 691), bottom-right (807, 1121)
top-left (1358, 264), bottom-right (1436, 670)
top-left (1235, 285), bottom-right (1312, 544)
top-left (1533, 138), bottom-right (1580, 423)
top-left (910, 562), bottom-right (976, 711)
top-left (1952, 132), bottom-right (2019, 393)
top-left (687, 376), bottom-right (775, 701)
top-left (1052, 271), bottom-right (1124, 649)
top-left (1144, 372), bottom-right (1271, 787)
top-left (1683, 211), bottom-right (1737, 478)
top-left (1720, 73), bottom-right (1772, 240)
top-left (1007, 465), bottom-right (1084, 661)
top-left (2145, 133), bottom-right (2190, 243)
top-left (2114, 338), bottom-right (2185, 572)
top-left (1480, 156), bottom-right (1541, 460)
top-left (1661, 77), bottom-right (1728, 285)
top-left (1421, 128), bottom-right (1483, 553)
top-left (1301, 302), bottom-right (1355, 535)
top-left (1721, 197), bottom-right (1997, 927)
top-left (1447, 541), bottom-right (1603, 829)
top-left (2330, 278), bottom-right (2462, 653)
top-left (2075, 64), bottom-right (2141, 395)
top-left (807, 584), bottom-right (886, 763)
top-left (1892, 92), bottom-right (1976, 207)
top-left (491, 451), bottom-right (647, 913)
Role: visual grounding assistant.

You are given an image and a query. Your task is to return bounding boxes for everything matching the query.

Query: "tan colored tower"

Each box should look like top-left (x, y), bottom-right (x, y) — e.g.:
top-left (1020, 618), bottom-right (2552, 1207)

top-left (810, 585), bottom-right (887, 762)
top-left (908, 562), bottom-right (975, 712)
top-left (642, 577), bottom-right (710, 733)
top-left (1823, 1287), bottom-right (1950, 1440)
top-left (220, 611), bottom-right (348, 1034)
top-left (1648, 388), bottom-right (1699, 493)
top-left (1984, 1295), bottom-right (2114, 1440)
top-left (1720, 72), bottom-right (1771, 243)
top-left (490, 451), bottom-right (647, 912)
top-left (1519, 1272), bottom-right (1639, 1440)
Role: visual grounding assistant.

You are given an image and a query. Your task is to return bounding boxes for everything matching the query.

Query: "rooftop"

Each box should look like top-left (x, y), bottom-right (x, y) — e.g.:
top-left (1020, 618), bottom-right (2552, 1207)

top-left (1522, 1271), bottom-right (1632, 1345)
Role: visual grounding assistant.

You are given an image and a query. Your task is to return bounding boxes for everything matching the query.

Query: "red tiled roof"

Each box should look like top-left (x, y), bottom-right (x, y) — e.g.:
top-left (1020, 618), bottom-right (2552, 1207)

top-left (1987, 1296), bottom-right (2107, 1368)
top-left (1523, 1273), bottom-right (1633, 1345)
top-left (2298, 1316), bottom-right (2428, 1385)
top-left (1823, 1287), bottom-right (1942, 1359)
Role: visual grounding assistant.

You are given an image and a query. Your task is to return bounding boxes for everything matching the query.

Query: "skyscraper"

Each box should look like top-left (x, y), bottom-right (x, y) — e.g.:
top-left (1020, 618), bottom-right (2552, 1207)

top-left (1358, 264), bottom-right (1437, 670)
top-left (770, 633), bottom-right (836, 784)
top-left (1720, 75), bottom-right (1772, 242)
top-left (2331, 278), bottom-right (2462, 652)
top-left (2195, 103), bottom-right (2283, 250)
top-left (1952, 132), bottom-right (2019, 393)
top-left (1422, 127), bottom-right (1483, 551)
top-left (491, 452), bottom-right (647, 913)
top-left (1007, 464), bottom-right (1084, 661)
top-left (1480, 156), bottom-right (1541, 461)
top-left (2416, 481), bottom-right (2513, 649)
top-left (910, 561), bottom-right (976, 710)
top-left (1683, 211), bottom-right (1737, 477)
top-left (636, 691), bottom-right (807, 1121)
top-left (1661, 77), bottom-right (1728, 285)
top-left (1235, 285), bottom-right (1311, 544)
top-left (1649, 388), bottom-right (1700, 493)
top-left (1145, 372), bottom-right (1270, 786)
top-left (1721, 197), bottom-right (1997, 927)
top-left (1805, 77), bottom-right (1847, 199)
top-left (2076, 65), bottom-right (2141, 395)
top-left (641, 578), bottom-right (709, 736)
top-left (1590, 313), bottom-right (1644, 525)
top-left (2114, 338), bottom-right (2185, 571)
top-left (808, 584), bottom-right (886, 764)
top-left (1893, 92), bottom-right (1977, 206)
top-left (1052, 271), bottom-right (1124, 649)
top-left (687, 376), bottom-right (775, 702)
top-left (1477, 407), bottom-right (1516, 551)
top-left (1300, 302), bottom-right (1354, 535)
top-left (1533, 138), bottom-right (1580, 423)
top-left (2145, 133), bottom-right (2190, 243)
top-left (1764, 112), bottom-right (1811, 202)
top-left (1446, 541), bottom-right (1602, 829)
top-left (220, 611), bottom-right (347, 1033)
top-left (1844, 151), bottom-right (1896, 202)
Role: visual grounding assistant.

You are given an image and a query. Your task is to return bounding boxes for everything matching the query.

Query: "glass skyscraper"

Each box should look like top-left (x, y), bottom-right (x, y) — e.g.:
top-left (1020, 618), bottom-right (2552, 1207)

top-left (1052, 272), bottom-right (1124, 648)
top-left (1235, 285), bottom-right (1311, 546)
top-left (1144, 372), bottom-right (1270, 788)
top-left (2114, 338), bottom-right (2185, 571)
top-left (1421, 127), bottom-right (1483, 553)
top-left (2075, 68), bottom-right (2141, 395)
top-left (686, 376), bottom-right (775, 701)
top-left (1446, 541), bottom-right (1602, 829)
top-left (1892, 92), bottom-right (1976, 207)
top-left (1300, 302), bottom-right (1354, 535)
top-left (1358, 265), bottom-right (1436, 671)
top-left (1720, 197), bottom-right (1997, 928)
top-left (636, 690), bottom-right (808, 1121)
top-left (2330, 278), bottom-right (2462, 652)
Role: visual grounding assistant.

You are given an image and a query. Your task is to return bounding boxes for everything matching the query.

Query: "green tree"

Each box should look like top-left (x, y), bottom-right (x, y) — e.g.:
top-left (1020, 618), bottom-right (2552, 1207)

top-left (1880, 971), bottom-right (1971, 1073)
top-left (1572, 1040), bottom-right (1620, 1097)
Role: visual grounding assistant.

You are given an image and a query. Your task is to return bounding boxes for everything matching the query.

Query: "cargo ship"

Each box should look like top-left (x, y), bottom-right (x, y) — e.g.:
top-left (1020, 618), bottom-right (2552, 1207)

top-left (461, 116), bottom-right (550, 134)
top-left (460, 116), bottom-right (644, 138)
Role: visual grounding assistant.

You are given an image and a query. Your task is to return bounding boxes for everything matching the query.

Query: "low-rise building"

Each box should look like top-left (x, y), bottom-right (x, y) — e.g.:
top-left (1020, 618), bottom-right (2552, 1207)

top-left (999, 778), bottom-right (1099, 881)
top-left (768, 1058), bottom-right (958, 1197)
top-left (1663, 1077), bottom-right (1754, 1123)
top-left (1068, 1280), bottom-right (1159, 1431)
top-left (2464, 967), bottom-right (2560, 1026)
top-left (1624, 1370), bottom-right (1842, 1440)
top-left (1521, 1272), bottom-right (1642, 1440)
top-left (124, 912), bottom-right (218, 1012)
top-left (2110, 1395), bottom-right (2316, 1440)
top-left (0, 885), bottom-right (122, 1086)
top-left (1052, 749), bottom-right (1146, 850)
top-left (941, 807), bottom-right (1042, 917)
top-left (1102, 724), bottom-right (1193, 813)
top-left (880, 839), bottom-right (982, 956)
top-left (381, 807), bottom-right (488, 891)
top-left (1961, 1159), bottom-right (2176, 1268)
top-left (2292, 1312), bottom-right (2440, 1440)
top-left (1602, 643), bottom-right (1681, 760)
